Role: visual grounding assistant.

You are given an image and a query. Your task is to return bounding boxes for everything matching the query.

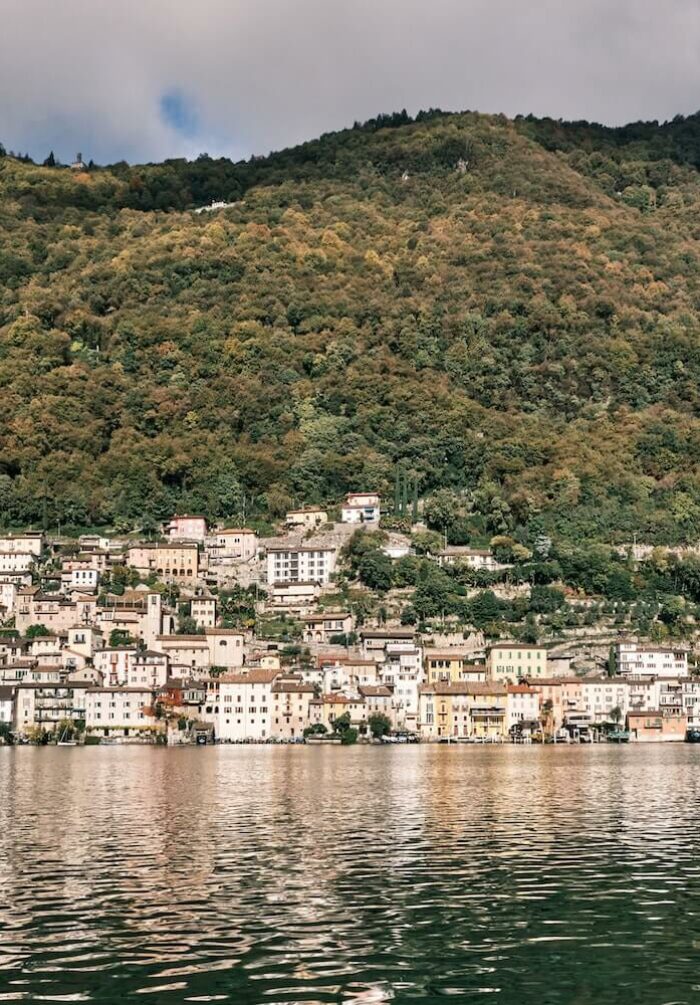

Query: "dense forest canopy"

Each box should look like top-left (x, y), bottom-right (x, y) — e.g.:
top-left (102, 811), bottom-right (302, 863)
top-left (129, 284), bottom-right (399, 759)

top-left (3, 108), bottom-right (700, 543)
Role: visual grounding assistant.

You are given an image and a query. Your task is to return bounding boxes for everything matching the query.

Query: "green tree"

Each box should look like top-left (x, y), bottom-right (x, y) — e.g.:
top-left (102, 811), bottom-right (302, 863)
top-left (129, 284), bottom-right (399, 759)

top-left (368, 712), bottom-right (392, 738)
top-left (25, 624), bottom-right (50, 638)
top-left (358, 550), bottom-right (393, 592)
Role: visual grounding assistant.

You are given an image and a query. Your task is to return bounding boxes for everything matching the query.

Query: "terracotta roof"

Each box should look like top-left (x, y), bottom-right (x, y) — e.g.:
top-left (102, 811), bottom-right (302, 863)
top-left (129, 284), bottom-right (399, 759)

top-left (489, 642), bottom-right (547, 651)
top-left (359, 685), bottom-right (393, 697)
top-left (218, 669), bottom-right (279, 684)
top-left (272, 682), bottom-right (315, 694)
top-left (421, 682), bottom-right (508, 696)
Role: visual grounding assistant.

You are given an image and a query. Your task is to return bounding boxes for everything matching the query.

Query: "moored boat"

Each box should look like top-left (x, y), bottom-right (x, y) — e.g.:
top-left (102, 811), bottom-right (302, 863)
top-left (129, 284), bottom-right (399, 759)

top-left (685, 728), bottom-right (700, 743)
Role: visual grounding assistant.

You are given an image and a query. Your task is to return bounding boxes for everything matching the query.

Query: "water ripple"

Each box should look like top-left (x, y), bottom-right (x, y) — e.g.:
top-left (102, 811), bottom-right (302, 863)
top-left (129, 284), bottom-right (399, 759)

top-left (2, 746), bottom-right (700, 1002)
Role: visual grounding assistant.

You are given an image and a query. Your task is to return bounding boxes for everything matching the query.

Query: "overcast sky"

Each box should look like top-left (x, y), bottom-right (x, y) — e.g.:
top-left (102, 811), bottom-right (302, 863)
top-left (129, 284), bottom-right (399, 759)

top-left (2, 0), bottom-right (700, 165)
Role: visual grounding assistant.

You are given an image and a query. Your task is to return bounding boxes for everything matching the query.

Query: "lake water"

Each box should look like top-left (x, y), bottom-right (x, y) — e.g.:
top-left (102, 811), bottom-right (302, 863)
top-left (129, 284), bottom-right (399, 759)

top-left (1, 745), bottom-right (700, 1004)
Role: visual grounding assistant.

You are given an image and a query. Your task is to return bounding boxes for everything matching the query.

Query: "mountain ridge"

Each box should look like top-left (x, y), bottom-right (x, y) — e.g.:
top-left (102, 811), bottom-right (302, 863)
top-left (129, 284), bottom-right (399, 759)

top-left (2, 109), bottom-right (700, 544)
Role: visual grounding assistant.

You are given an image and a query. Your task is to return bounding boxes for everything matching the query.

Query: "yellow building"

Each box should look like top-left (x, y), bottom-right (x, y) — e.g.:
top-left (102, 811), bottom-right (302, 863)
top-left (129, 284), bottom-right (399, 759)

top-left (310, 694), bottom-right (368, 732)
top-left (425, 650), bottom-right (487, 684)
top-left (419, 682), bottom-right (508, 740)
top-left (488, 643), bottom-right (547, 682)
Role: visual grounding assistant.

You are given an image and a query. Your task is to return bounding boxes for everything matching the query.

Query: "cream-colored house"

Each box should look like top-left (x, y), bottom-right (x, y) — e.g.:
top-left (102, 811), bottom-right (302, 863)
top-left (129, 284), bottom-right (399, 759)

top-left (191, 596), bottom-right (217, 628)
top-left (271, 676), bottom-right (316, 739)
top-left (212, 528), bottom-right (258, 561)
top-left (285, 507), bottom-right (328, 530)
top-left (488, 643), bottom-right (548, 682)
top-left (85, 687), bottom-right (158, 738)
top-left (216, 668), bottom-right (279, 741)
top-left (302, 612), bottom-right (353, 643)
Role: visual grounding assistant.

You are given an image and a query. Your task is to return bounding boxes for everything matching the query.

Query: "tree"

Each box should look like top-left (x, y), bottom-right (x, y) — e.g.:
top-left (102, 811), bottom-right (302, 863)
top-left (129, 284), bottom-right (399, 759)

top-left (607, 645), bottom-right (616, 677)
top-left (25, 624), bottom-right (50, 638)
top-left (333, 711), bottom-right (351, 735)
top-left (368, 712), bottom-right (391, 738)
top-left (109, 629), bottom-right (133, 647)
top-left (358, 550), bottom-right (393, 592)
top-left (303, 723), bottom-right (328, 737)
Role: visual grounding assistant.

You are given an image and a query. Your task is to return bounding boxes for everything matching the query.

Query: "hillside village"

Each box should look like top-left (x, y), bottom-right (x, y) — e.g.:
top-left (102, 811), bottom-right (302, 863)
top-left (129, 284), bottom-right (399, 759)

top-left (0, 492), bottom-right (699, 746)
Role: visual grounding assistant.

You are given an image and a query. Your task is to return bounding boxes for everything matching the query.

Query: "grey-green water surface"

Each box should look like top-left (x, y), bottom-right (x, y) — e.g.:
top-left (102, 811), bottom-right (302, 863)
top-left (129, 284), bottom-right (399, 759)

top-left (1, 745), bottom-right (699, 1004)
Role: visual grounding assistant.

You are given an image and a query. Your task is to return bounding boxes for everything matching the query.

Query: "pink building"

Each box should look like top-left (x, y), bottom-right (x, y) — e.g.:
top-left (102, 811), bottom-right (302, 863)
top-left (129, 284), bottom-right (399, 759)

top-left (168, 515), bottom-right (207, 542)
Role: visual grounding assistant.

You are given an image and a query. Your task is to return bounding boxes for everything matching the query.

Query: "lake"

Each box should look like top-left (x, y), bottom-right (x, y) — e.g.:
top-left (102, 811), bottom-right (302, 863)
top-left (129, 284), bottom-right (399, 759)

top-left (1, 745), bottom-right (700, 1003)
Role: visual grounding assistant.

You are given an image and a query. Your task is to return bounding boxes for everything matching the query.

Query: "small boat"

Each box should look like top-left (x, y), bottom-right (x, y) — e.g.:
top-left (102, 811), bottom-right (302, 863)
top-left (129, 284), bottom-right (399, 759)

top-left (57, 726), bottom-right (77, 746)
top-left (686, 728), bottom-right (700, 743)
top-left (607, 730), bottom-right (631, 744)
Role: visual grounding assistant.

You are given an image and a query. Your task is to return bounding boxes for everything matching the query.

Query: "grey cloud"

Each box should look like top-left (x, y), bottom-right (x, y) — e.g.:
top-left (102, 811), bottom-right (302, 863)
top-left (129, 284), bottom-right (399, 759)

top-left (1, 0), bottom-right (700, 164)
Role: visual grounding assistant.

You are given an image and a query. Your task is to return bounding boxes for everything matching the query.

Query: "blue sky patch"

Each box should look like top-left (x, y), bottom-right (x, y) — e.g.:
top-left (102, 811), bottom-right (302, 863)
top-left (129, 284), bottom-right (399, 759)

top-left (160, 90), bottom-right (199, 137)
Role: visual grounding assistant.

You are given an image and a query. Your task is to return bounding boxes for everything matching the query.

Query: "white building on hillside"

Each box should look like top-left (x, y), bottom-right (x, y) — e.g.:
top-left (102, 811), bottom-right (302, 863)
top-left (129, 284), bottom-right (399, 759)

top-left (616, 642), bottom-right (688, 678)
top-left (266, 546), bottom-right (337, 585)
top-left (341, 493), bottom-right (380, 524)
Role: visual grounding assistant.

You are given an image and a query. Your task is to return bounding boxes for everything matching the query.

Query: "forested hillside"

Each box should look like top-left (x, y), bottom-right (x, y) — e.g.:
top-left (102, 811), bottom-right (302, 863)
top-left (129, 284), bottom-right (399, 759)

top-left (3, 109), bottom-right (700, 543)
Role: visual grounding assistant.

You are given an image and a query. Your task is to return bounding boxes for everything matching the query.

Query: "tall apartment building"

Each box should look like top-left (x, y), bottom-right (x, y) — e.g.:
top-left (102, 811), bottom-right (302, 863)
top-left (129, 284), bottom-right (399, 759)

top-left (266, 546), bottom-right (337, 585)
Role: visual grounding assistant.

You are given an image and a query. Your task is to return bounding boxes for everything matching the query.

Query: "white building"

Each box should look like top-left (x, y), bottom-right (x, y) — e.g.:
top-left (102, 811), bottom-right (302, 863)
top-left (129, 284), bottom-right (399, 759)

top-left (70, 568), bottom-right (99, 592)
top-left (616, 642), bottom-right (689, 678)
top-left (0, 552), bottom-right (35, 574)
top-left (0, 685), bottom-right (14, 725)
top-left (505, 685), bottom-right (541, 731)
top-left (379, 643), bottom-right (424, 730)
top-left (435, 548), bottom-right (507, 571)
top-left (85, 687), bottom-right (157, 738)
top-left (211, 528), bottom-right (258, 561)
top-left (682, 679), bottom-right (700, 729)
top-left (578, 677), bottom-right (631, 724)
top-left (266, 546), bottom-right (337, 585)
top-left (341, 492), bottom-right (381, 524)
top-left (127, 651), bottom-right (170, 689)
top-left (216, 669), bottom-right (278, 741)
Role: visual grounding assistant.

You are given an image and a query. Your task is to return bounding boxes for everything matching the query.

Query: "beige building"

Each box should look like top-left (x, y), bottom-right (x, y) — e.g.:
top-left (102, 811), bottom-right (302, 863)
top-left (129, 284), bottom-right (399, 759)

top-left (418, 681), bottom-right (508, 740)
top-left (302, 612), bottom-right (353, 643)
top-left (0, 532), bottom-right (43, 557)
top-left (85, 687), bottom-right (158, 738)
top-left (285, 507), bottom-right (328, 530)
top-left (271, 676), bottom-right (316, 739)
top-left (212, 528), bottom-right (258, 561)
top-left (126, 543), bottom-right (199, 582)
top-left (489, 643), bottom-right (548, 682)
top-left (269, 580), bottom-right (321, 614)
top-left (15, 591), bottom-right (97, 635)
top-left (191, 596), bottom-right (217, 628)
top-left (310, 694), bottom-right (368, 731)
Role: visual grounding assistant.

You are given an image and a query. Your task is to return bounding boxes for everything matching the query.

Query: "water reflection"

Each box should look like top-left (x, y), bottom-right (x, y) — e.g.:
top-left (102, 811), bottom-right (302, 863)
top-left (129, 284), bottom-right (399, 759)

top-left (1, 746), bottom-right (700, 1002)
